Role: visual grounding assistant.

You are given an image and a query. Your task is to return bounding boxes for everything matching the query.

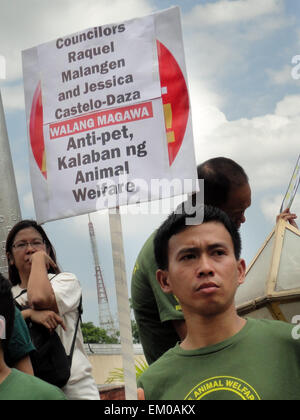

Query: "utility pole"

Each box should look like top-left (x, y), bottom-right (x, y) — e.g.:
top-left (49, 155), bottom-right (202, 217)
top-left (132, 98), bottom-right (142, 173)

top-left (0, 90), bottom-right (21, 274)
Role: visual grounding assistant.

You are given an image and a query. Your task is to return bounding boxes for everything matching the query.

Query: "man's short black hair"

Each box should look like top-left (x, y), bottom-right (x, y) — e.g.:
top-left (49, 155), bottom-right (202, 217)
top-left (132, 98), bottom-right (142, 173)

top-left (154, 205), bottom-right (242, 270)
top-left (0, 274), bottom-right (15, 352)
top-left (197, 157), bottom-right (249, 207)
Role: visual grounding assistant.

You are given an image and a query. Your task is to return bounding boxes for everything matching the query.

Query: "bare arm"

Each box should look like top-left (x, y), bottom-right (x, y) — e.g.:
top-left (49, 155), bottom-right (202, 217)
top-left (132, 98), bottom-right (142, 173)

top-left (20, 308), bottom-right (66, 332)
top-left (27, 251), bottom-right (59, 313)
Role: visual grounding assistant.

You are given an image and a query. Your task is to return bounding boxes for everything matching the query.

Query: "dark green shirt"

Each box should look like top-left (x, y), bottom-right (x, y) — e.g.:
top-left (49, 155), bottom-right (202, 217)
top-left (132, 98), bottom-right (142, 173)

top-left (138, 318), bottom-right (300, 400)
top-left (131, 231), bottom-right (184, 365)
top-left (4, 308), bottom-right (35, 367)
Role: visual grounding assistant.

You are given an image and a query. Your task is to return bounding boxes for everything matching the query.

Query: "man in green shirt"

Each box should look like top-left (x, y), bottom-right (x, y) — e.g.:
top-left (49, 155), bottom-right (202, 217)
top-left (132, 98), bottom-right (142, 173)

top-left (132, 158), bottom-right (297, 366)
top-left (138, 205), bottom-right (300, 400)
top-left (132, 157), bottom-right (252, 364)
top-left (0, 273), bottom-right (67, 400)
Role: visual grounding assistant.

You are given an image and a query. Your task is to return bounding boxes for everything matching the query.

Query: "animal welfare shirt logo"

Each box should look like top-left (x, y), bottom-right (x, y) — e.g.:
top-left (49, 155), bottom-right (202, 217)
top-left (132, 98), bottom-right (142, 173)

top-left (185, 376), bottom-right (261, 400)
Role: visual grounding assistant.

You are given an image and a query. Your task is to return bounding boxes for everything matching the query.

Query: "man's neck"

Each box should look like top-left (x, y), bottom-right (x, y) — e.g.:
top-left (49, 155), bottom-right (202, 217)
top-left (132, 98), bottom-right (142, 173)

top-left (180, 307), bottom-right (247, 351)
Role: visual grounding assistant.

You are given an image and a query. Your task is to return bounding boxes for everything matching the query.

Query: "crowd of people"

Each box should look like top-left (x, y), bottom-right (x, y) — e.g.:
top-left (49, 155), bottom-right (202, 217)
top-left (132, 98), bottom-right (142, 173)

top-left (0, 156), bottom-right (298, 400)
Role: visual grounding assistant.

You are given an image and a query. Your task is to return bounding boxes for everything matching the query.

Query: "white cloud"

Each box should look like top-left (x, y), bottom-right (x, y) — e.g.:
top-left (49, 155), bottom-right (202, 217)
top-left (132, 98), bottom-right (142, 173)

top-left (184, 0), bottom-right (284, 26)
top-left (240, 14), bottom-right (292, 42)
top-left (0, 0), bottom-right (153, 82)
top-left (275, 95), bottom-right (300, 117)
top-left (191, 93), bottom-right (300, 194)
top-left (267, 64), bottom-right (300, 86)
top-left (261, 193), bottom-right (300, 224)
top-left (182, 0), bottom-right (293, 108)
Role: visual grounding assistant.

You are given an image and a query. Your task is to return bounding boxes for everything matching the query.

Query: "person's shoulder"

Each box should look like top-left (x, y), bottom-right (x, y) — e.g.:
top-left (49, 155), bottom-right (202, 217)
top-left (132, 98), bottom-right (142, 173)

top-left (132, 231), bottom-right (157, 281)
top-left (49, 272), bottom-right (78, 281)
top-left (249, 318), bottom-right (293, 330)
top-left (7, 369), bottom-right (67, 400)
top-left (12, 308), bottom-right (33, 343)
top-left (5, 310), bottom-right (35, 366)
top-left (49, 272), bottom-right (80, 288)
top-left (248, 318), bottom-right (295, 339)
top-left (11, 284), bottom-right (23, 299)
top-left (137, 231), bottom-right (157, 260)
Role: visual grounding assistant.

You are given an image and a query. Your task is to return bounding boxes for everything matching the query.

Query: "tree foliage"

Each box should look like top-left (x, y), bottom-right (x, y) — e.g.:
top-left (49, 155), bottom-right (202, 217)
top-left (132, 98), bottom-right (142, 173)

top-left (81, 299), bottom-right (141, 345)
top-left (81, 322), bottom-right (120, 344)
top-left (105, 358), bottom-right (149, 384)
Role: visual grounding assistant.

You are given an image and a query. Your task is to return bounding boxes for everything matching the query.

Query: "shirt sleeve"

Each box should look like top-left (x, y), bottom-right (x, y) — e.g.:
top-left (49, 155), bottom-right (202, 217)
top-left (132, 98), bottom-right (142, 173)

top-left (50, 273), bottom-right (82, 316)
top-left (4, 307), bottom-right (35, 367)
top-left (132, 233), bottom-right (184, 323)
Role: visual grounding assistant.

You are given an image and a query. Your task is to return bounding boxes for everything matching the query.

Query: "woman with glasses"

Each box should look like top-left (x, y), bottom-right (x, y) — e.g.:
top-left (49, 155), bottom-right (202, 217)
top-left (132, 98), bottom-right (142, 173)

top-left (5, 220), bottom-right (100, 400)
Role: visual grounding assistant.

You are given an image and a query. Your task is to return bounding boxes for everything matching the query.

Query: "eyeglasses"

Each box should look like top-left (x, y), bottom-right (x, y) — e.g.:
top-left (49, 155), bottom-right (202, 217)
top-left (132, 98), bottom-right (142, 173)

top-left (12, 239), bottom-right (45, 251)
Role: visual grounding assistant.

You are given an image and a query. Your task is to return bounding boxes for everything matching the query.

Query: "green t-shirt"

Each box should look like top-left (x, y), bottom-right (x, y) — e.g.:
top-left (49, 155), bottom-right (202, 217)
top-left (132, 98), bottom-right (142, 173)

top-left (138, 318), bottom-right (300, 400)
top-left (0, 369), bottom-right (67, 400)
top-left (131, 231), bottom-right (184, 365)
top-left (4, 308), bottom-right (35, 367)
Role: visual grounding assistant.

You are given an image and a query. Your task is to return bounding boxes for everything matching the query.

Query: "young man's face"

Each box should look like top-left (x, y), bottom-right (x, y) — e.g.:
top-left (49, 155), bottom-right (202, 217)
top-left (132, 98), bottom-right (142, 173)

top-left (157, 221), bottom-right (246, 318)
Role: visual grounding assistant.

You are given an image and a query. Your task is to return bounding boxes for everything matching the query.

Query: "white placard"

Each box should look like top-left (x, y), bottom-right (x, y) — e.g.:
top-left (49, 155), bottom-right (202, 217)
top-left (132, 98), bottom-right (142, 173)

top-left (23, 7), bottom-right (198, 224)
top-left (38, 15), bottom-right (161, 124)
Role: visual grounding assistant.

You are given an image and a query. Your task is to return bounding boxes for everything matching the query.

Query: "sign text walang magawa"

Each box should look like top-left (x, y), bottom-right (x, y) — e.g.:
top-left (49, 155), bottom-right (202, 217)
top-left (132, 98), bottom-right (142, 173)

top-left (22, 7), bottom-right (198, 223)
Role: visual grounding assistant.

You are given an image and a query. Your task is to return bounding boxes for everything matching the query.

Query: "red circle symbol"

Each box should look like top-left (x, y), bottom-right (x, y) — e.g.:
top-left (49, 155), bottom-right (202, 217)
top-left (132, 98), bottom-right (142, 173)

top-left (29, 41), bottom-right (190, 176)
top-left (157, 40), bottom-right (190, 166)
top-left (30, 82), bottom-right (47, 178)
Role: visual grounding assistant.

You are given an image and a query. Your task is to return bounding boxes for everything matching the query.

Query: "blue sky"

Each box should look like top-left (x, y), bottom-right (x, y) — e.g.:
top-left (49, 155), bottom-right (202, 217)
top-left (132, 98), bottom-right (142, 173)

top-left (0, 0), bottom-right (299, 327)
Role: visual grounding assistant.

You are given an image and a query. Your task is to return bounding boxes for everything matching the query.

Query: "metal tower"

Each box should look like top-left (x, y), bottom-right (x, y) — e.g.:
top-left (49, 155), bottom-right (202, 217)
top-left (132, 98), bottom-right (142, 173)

top-left (88, 214), bottom-right (115, 334)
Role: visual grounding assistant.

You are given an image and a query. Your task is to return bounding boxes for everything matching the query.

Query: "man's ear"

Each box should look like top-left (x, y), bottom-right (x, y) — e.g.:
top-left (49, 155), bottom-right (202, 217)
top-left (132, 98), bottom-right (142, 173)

top-left (157, 269), bottom-right (173, 294)
top-left (237, 259), bottom-right (246, 287)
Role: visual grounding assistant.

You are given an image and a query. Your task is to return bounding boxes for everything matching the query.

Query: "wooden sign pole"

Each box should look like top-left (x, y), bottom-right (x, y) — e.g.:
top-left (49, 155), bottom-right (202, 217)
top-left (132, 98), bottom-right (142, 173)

top-left (109, 208), bottom-right (137, 400)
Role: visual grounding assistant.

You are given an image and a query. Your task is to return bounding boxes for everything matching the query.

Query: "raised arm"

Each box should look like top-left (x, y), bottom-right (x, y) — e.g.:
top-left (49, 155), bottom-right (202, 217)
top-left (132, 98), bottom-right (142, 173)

top-left (27, 250), bottom-right (59, 313)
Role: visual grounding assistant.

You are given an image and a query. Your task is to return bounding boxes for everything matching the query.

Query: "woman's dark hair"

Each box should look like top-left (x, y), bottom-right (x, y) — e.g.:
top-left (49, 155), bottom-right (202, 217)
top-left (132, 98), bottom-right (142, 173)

top-left (6, 220), bottom-right (60, 286)
top-left (154, 205), bottom-right (242, 270)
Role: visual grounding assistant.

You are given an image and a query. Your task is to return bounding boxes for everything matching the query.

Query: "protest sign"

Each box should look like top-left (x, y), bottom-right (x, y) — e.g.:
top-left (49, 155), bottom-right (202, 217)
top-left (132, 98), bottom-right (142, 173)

top-left (280, 154), bottom-right (300, 213)
top-left (22, 7), bottom-right (198, 224)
